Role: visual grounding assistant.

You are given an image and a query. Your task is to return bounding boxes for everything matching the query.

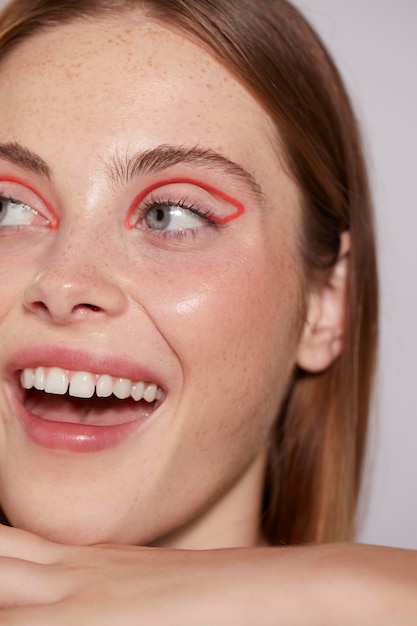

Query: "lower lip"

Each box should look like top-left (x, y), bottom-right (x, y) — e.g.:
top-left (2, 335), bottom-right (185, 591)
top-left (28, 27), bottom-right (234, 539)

top-left (12, 396), bottom-right (144, 453)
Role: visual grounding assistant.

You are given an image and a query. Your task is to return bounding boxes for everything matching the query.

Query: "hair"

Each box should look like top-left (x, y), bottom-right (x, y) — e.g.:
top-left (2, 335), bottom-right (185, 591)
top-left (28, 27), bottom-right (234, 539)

top-left (0, 0), bottom-right (378, 545)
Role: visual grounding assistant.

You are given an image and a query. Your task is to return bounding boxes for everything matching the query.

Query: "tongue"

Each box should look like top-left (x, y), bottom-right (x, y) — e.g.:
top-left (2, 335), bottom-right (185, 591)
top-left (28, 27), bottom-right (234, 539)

top-left (24, 390), bottom-right (151, 426)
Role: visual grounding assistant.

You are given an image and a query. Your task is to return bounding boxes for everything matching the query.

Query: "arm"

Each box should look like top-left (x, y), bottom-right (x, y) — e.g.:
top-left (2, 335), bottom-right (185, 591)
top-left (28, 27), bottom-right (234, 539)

top-left (1, 525), bottom-right (416, 625)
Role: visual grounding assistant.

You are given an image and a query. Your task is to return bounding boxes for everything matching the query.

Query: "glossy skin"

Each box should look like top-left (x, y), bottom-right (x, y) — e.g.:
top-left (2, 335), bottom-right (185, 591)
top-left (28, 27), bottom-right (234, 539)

top-left (1, 11), bottom-right (415, 626)
top-left (0, 14), bottom-right (313, 548)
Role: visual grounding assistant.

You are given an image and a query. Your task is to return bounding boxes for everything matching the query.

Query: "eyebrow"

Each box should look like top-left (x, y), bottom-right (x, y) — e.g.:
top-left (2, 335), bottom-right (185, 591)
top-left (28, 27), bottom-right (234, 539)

top-left (0, 141), bottom-right (264, 202)
top-left (0, 142), bottom-right (51, 178)
top-left (107, 144), bottom-right (263, 201)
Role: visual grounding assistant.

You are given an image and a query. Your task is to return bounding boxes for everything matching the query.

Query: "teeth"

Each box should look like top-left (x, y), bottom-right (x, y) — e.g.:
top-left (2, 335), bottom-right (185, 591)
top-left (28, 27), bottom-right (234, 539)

top-left (143, 383), bottom-right (158, 403)
top-left (69, 372), bottom-right (95, 399)
top-left (34, 367), bottom-right (46, 390)
top-left (131, 381), bottom-right (145, 401)
top-left (45, 367), bottom-right (68, 395)
top-left (22, 368), bottom-right (35, 389)
top-left (20, 366), bottom-right (161, 403)
top-left (96, 374), bottom-right (113, 398)
top-left (113, 378), bottom-right (132, 400)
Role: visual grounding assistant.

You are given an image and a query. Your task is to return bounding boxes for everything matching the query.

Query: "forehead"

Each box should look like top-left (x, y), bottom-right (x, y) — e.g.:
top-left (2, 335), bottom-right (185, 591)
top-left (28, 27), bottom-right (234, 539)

top-left (0, 17), bottom-right (265, 147)
top-left (0, 12), bottom-right (301, 224)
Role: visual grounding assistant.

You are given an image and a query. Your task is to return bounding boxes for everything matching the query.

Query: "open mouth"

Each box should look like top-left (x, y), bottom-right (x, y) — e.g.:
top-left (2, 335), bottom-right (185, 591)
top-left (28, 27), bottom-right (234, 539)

top-left (18, 366), bottom-right (163, 427)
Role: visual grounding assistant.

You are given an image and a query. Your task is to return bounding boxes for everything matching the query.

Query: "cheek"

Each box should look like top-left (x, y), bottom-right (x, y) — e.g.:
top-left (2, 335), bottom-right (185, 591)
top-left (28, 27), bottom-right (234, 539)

top-left (119, 238), bottom-right (305, 539)
top-left (0, 231), bottom-right (54, 311)
top-left (139, 237), bottom-right (304, 425)
top-left (0, 242), bottom-right (32, 323)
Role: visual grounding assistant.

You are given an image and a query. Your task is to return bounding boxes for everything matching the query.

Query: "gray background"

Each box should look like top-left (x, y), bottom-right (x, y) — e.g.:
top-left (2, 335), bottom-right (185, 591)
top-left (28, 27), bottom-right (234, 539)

top-left (291, 0), bottom-right (417, 550)
top-left (0, 0), bottom-right (416, 549)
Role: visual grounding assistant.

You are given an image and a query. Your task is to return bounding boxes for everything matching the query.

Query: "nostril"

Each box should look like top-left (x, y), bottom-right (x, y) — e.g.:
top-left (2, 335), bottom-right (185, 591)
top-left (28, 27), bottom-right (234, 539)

top-left (30, 301), bottom-right (102, 314)
top-left (74, 303), bottom-right (103, 313)
top-left (32, 301), bottom-right (49, 313)
top-left (23, 271), bottom-right (127, 322)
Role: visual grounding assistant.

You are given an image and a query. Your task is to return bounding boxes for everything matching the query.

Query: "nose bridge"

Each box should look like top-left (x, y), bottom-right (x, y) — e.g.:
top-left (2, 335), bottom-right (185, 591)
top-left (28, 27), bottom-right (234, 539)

top-left (51, 221), bottom-right (110, 281)
top-left (24, 220), bottom-right (127, 323)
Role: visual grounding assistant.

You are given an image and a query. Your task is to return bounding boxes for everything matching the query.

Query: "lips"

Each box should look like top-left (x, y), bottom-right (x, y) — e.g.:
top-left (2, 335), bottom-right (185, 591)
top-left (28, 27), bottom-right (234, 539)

top-left (7, 346), bottom-right (166, 452)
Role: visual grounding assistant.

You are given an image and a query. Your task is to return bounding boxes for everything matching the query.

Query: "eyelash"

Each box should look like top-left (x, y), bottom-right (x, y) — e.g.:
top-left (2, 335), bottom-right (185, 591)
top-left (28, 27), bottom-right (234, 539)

top-left (0, 194), bottom-right (28, 217)
top-left (0, 194), bottom-right (23, 206)
top-left (0, 194), bottom-right (45, 225)
top-left (140, 197), bottom-right (223, 234)
top-left (0, 178), bottom-right (59, 229)
top-left (0, 186), bottom-right (231, 239)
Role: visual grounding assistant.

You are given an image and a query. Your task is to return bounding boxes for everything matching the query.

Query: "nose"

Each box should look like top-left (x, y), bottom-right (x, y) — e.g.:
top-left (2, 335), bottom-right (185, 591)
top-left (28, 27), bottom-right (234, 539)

top-left (23, 230), bottom-right (128, 325)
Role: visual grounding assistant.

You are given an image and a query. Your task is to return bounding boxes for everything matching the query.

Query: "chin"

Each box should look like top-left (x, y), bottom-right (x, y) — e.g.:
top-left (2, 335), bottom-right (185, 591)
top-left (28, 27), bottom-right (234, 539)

top-left (2, 499), bottom-right (133, 545)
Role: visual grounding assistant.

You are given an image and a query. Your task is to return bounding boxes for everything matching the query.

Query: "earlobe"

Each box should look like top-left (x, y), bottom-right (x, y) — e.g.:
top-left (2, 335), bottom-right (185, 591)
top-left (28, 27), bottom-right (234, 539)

top-left (296, 231), bottom-right (350, 373)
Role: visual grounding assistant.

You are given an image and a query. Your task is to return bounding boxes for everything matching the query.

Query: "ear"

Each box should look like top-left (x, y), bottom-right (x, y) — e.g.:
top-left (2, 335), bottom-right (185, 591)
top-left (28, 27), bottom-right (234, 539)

top-left (296, 231), bottom-right (350, 373)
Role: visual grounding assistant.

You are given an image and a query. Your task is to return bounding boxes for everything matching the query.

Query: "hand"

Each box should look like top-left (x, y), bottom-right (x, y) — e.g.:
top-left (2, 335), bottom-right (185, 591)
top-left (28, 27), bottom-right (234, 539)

top-left (0, 525), bottom-right (248, 625)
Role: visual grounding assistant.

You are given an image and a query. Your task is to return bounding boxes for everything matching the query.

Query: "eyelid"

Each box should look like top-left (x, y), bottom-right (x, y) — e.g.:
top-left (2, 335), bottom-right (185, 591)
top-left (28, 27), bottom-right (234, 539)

top-left (0, 176), bottom-right (59, 229)
top-left (124, 177), bottom-right (245, 230)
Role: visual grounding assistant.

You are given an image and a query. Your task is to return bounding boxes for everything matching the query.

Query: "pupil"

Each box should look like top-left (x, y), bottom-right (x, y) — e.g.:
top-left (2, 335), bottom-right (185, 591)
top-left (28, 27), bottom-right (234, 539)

top-left (145, 204), bottom-right (171, 230)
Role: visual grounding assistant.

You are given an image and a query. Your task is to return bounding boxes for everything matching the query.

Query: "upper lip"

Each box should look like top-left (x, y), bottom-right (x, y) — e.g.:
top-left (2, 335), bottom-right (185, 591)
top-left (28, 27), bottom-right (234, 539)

top-left (6, 345), bottom-right (165, 388)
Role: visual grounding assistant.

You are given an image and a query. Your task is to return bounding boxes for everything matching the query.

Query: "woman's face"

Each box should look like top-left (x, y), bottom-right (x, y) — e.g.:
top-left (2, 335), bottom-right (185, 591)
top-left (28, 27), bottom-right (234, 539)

top-left (0, 13), bottom-right (307, 547)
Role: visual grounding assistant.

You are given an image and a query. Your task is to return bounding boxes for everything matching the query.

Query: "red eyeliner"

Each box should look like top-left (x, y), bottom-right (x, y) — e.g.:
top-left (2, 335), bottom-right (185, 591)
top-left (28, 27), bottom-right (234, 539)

top-left (0, 176), bottom-right (59, 229)
top-left (124, 177), bottom-right (245, 228)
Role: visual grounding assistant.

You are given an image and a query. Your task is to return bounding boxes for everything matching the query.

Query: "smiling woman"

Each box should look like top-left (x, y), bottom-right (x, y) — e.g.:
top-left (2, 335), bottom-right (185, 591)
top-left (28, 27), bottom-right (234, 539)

top-left (0, 1), bottom-right (414, 625)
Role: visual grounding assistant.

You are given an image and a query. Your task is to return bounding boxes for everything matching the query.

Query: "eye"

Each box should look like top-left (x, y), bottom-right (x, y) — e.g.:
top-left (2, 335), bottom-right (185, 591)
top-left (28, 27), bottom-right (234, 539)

top-left (0, 178), bottom-right (57, 230)
top-left (0, 196), bottom-right (49, 228)
top-left (125, 178), bottom-right (246, 239)
top-left (143, 201), bottom-right (213, 232)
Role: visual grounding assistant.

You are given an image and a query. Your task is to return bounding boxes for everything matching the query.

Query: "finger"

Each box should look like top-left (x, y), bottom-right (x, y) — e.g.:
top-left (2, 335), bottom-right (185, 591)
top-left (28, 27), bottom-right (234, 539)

top-left (0, 558), bottom-right (68, 608)
top-left (0, 525), bottom-right (70, 564)
top-left (0, 605), bottom-right (69, 626)
top-left (0, 600), bottom-right (132, 626)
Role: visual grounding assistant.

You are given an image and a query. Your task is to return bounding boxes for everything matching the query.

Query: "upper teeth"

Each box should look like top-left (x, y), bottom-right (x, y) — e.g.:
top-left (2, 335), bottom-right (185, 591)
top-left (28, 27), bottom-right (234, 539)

top-left (20, 367), bottom-right (162, 403)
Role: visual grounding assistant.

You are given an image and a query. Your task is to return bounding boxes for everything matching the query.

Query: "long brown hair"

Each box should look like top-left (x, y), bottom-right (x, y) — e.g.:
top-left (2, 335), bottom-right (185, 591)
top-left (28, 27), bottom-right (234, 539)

top-left (0, 0), bottom-right (378, 544)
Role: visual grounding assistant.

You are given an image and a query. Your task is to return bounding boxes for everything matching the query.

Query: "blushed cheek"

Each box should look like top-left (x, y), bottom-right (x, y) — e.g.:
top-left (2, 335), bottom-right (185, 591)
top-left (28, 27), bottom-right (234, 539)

top-left (145, 243), bottom-right (304, 395)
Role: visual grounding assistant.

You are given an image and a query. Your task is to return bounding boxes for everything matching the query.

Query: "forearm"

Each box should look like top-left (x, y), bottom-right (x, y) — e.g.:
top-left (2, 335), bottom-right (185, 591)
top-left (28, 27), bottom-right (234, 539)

top-left (1, 526), bottom-right (417, 625)
top-left (224, 543), bottom-right (417, 625)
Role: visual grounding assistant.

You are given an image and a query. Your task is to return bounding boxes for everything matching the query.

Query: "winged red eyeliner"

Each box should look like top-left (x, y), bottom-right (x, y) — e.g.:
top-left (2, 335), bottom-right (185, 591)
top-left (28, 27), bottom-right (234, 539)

top-left (124, 177), bottom-right (246, 229)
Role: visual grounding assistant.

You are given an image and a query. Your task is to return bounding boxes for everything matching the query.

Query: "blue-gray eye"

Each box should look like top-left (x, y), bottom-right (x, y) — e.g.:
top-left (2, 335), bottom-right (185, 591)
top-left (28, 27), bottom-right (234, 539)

top-left (144, 203), bottom-right (205, 232)
top-left (145, 204), bottom-right (172, 230)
